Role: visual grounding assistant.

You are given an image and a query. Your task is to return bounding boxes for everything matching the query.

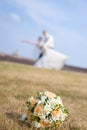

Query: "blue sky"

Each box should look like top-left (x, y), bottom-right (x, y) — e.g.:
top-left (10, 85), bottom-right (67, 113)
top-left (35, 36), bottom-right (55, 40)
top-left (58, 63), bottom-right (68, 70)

top-left (0, 0), bottom-right (87, 68)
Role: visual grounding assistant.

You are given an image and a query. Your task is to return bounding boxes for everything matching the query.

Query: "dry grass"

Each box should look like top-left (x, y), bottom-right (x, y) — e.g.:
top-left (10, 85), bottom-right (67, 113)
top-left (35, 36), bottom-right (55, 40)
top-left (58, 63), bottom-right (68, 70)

top-left (0, 61), bottom-right (87, 130)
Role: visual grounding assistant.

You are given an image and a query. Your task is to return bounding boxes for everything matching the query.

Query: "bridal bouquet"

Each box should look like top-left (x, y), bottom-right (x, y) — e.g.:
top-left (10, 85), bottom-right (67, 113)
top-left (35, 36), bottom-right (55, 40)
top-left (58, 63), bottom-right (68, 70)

top-left (26, 91), bottom-right (68, 130)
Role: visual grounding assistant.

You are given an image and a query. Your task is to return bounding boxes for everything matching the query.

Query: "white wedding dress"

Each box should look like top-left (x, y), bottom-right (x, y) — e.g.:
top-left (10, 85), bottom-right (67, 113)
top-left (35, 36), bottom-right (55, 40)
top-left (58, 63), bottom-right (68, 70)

top-left (34, 33), bottom-right (68, 70)
top-left (34, 48), bottom-right (68, 70)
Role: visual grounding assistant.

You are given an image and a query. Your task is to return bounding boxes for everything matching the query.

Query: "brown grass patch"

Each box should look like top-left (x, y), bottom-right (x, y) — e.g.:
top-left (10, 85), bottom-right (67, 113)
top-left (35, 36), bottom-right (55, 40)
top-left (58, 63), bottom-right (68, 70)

top-left (0, 61), bottom-right (87, 130)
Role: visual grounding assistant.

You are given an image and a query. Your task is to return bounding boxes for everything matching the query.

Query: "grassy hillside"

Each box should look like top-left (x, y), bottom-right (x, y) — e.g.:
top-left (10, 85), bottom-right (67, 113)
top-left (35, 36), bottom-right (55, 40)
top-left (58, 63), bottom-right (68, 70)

top-left (0, 61), bottom-right (87, 130)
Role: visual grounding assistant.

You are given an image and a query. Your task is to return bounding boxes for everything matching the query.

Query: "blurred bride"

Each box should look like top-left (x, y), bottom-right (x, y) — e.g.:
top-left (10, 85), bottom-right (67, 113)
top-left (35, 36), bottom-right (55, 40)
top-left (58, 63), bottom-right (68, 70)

top-left (22, 31), bottom-right (68, 70)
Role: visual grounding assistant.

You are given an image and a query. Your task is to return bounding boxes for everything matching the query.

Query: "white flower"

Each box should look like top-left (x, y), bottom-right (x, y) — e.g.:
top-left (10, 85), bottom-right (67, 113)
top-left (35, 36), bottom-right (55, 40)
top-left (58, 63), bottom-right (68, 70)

top-left (61, 114), bottom-right (65, 121)
top-left (39, 114), bottom-right (46, 119)
top-left (44, 104), bottom-right (52, 112)
top-left (32, 121), bottom-right (41, 128)
top-left (56, 96), bottom-right (63, 106)
top-left (37, 100), bottom-right (42, 105)
top-left (41, 95), bottom-right (47, 103)
top-left (28, 96), bottom-right (34, 103)
top-left (52, 116), bottom-right (60, 122)
top-left (44, 91), bottom-right (56, 98)
top-left (61, 112), bottom-right (67, 121)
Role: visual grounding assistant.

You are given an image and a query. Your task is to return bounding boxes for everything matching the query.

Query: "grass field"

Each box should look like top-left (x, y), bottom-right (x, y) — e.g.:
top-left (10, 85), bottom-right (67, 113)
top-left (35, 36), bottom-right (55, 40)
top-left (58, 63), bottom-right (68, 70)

top-left (0, 61), bottom-right (87, 130)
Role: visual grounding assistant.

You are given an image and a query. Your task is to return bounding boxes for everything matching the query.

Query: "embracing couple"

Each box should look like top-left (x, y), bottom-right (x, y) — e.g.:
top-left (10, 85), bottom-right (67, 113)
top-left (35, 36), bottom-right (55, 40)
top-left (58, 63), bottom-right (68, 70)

top-left (22, 30), bottom-right (54, 60)
top-left (23, 30), bottom-right (68, 69)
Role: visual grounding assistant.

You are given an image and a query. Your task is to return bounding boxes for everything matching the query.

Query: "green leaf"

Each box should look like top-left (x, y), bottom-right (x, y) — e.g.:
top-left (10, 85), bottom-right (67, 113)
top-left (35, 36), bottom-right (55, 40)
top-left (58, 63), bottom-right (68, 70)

top-left (45, 127), bottom-right (49, 130)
